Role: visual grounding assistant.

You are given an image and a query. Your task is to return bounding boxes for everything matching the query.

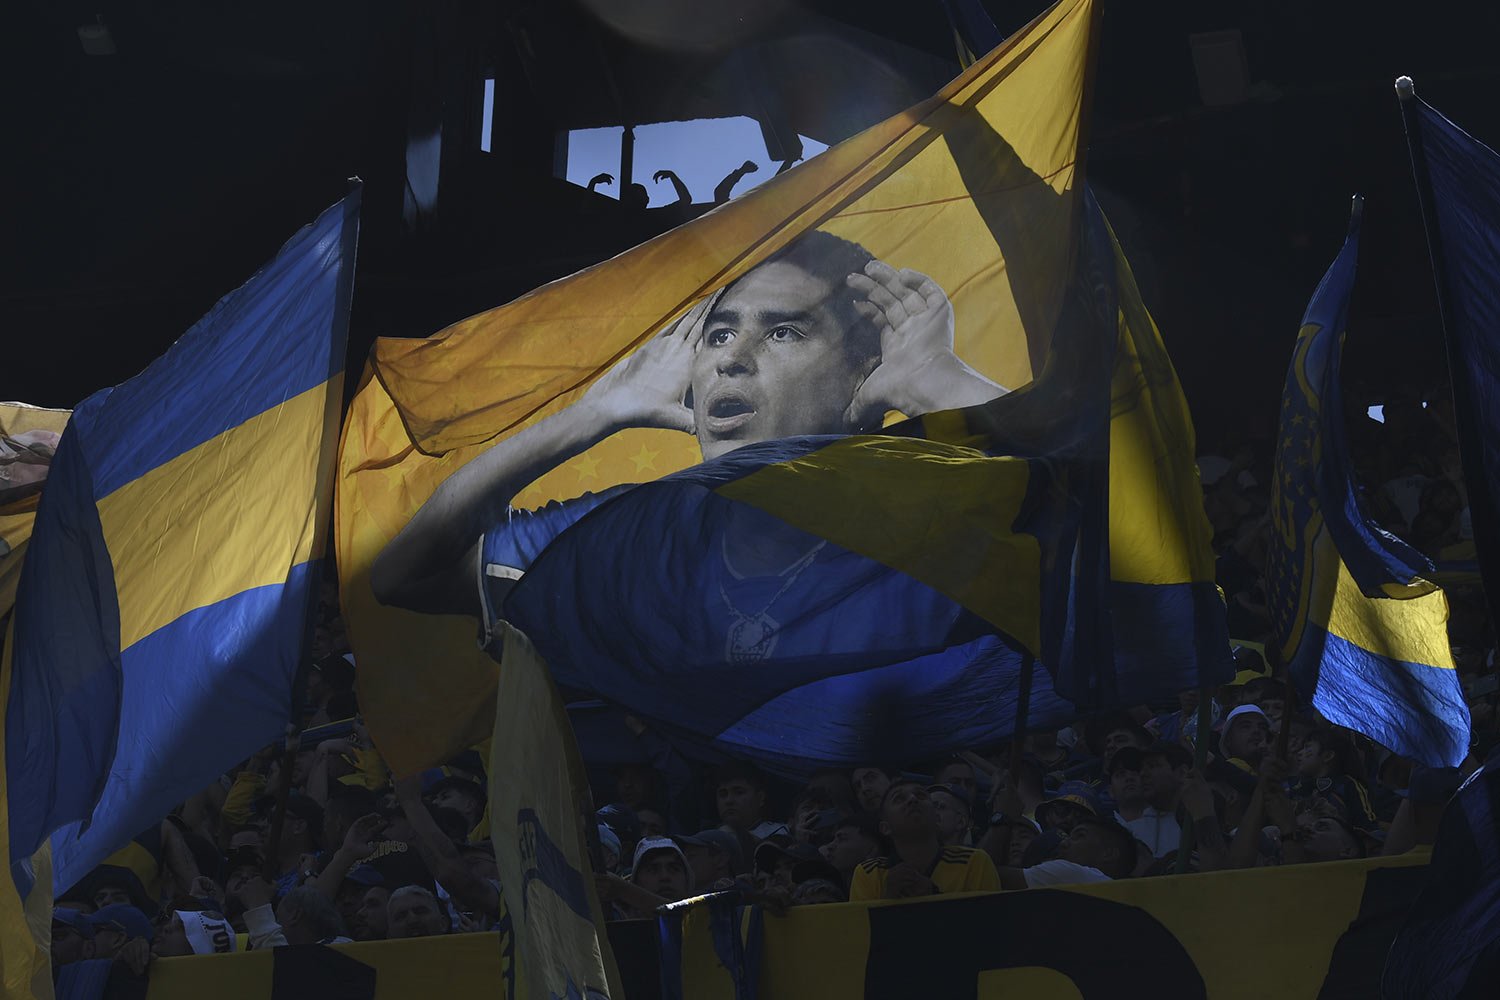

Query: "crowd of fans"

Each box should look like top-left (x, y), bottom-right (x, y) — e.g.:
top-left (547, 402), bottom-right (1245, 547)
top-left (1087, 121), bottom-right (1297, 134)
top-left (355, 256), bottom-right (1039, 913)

top-left (47, 386), bottom-right (1500, 997)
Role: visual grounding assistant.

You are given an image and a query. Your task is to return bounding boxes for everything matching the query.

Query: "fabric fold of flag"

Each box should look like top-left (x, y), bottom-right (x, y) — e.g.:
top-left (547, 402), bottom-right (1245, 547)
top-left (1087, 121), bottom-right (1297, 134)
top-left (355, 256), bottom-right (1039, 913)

top-left (338, 0), bottom-right (1226, 775)
top-left (1383, 757), bottom-right (1500, 997)
top-left (1265, 204), bottom-right (1469, 767)
top-left (489, 621), bottom-right (622, 1000)
top-left (1406, 96), bottom-right (1500, 634)
top-left (4, 185), bottom-right (360, 937)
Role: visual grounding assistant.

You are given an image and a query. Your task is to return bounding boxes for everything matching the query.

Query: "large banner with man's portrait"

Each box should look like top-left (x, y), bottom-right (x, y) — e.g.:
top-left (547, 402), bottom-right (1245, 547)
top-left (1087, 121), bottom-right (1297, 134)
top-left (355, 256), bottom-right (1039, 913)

top-left (336, 0), bottom-right (1223, 777)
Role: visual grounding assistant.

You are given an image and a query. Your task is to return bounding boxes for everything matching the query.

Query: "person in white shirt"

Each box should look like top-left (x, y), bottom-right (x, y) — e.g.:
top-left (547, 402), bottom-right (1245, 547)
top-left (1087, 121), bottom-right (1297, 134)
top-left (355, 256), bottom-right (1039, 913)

top-left (1110, 747), bottom-right (1180, 859)
top-left (998, 819), bottom-right (1135, 889)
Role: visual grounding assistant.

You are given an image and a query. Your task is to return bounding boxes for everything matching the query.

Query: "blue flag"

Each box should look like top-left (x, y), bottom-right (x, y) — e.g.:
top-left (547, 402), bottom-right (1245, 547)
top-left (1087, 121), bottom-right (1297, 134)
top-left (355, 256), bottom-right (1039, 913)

top-left (1383, 757), bottom-right (1500, 996)
top-left (1265, 203), bottom-right (1469, 766)
top-left (1409, 97), bottom-right (1500, 632)
top-left (4, 189), bottom-right (359, 899)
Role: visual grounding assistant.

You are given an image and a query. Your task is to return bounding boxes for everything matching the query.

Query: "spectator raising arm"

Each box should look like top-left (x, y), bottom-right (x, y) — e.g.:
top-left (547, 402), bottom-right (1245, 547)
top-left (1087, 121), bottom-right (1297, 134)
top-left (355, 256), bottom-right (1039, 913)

top-left (395, 775), bottom-right (502, 918)
top-left (311, 813), bottom-right (385, 900)
top-left (1179, 769), bottom-right (1228, 872)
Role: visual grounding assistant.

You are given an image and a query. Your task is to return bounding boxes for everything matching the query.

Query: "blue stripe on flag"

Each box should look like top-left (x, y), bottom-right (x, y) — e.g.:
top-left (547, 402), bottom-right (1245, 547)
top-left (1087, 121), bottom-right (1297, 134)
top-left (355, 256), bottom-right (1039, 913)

top-left (1109, 580), bottom-right (1231, 703)
top-left (84, 197), bottom-right (357, 500)
top-left (48, 560), bottom-right (319, 891)
top-left (1293, 623), bottom-right (1470, 768)
top-left (4, 418), bottom-right (122, 896)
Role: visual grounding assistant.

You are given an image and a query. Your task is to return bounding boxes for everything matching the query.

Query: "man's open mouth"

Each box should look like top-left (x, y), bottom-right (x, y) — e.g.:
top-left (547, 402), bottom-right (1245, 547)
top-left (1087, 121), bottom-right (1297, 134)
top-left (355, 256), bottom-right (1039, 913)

top-left (704, 394), bottom-right (756, 434)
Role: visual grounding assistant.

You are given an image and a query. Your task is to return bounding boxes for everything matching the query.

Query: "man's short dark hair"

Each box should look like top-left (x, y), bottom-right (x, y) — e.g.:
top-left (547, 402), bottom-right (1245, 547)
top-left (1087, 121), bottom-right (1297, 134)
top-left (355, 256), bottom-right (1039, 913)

top-left (1141, 742), bottom-right (1193, 771)
top-left (714, 760), bottom-right (767, 791)
top-left (1075, 818), bottom-right (1137, 878)
top-left (1241, 677), bottom-right (1287, 704)
top-left (1304, 728), bottom-right (1362, 779)
top-left (753, 230), bottom-right (880, 367)
top-left (877, 779), bottom-right (928, 818)
top-left (1105, 722), bottom-right (1154, 748)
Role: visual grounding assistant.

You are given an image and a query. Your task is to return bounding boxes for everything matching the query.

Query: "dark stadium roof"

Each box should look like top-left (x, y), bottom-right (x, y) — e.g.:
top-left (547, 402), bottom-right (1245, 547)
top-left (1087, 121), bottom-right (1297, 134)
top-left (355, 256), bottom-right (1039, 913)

top-left (9, 0), bottom-right (1500, 445)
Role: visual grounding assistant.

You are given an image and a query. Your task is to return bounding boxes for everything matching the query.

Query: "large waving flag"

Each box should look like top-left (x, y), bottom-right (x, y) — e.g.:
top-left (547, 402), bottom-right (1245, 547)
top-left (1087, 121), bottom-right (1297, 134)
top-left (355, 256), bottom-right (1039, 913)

top-left (501, 191), bottom-right (1222, 770)
top-left (1384, 756), bottom-right (1500, 997)
top-left (337, 0), bottom-right (1227, 774)
top-left (1264, 201), bottom-right (1469, 766)
top-left (2, 188), bottom-right (359, 992)
top-left (1400, 88), bottom-right (1500, 635)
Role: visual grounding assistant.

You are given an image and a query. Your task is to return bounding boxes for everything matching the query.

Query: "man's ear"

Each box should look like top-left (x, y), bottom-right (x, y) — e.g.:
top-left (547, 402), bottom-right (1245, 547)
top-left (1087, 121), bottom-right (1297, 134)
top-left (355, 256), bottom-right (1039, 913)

top-left (878, 819), bottom-right (892, 839)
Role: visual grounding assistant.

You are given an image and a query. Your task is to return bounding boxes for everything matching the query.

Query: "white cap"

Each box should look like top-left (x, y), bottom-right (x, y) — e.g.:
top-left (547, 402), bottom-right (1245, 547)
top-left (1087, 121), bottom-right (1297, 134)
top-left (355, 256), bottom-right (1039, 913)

top-left (630, 836), bottom-right (694, 891)
top-left (1219, 704), bottom-right (1269, 758)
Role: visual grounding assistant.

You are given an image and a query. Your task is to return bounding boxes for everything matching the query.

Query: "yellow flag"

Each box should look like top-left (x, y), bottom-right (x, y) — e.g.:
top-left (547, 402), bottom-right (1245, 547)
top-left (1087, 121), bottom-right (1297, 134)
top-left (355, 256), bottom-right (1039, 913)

top-left (488, 622), bottom-right (622, 999)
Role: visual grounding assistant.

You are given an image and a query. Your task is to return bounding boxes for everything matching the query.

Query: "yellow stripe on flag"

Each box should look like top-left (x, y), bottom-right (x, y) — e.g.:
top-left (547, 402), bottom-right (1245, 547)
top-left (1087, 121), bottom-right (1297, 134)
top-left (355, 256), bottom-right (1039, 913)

top-left (97, 378), bottom-right (341, 650)
top-left (715, 436), bottom-right (1041, 653)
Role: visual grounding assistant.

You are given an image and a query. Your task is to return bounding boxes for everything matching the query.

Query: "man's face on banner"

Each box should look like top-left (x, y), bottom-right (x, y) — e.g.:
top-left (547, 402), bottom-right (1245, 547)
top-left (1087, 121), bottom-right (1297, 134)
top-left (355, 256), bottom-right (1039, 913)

top-left (692, 260), bottom-right (868, 460)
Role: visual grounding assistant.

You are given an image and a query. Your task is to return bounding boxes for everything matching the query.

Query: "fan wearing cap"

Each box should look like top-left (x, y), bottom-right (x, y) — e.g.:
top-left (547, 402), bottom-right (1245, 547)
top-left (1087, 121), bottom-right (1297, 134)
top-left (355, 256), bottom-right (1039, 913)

top-left (52, 904), bottom-right (156, 995)
top-left (425, 773), bottom-right (488, 836)
top-left (849, 781), bottom-right (999, 902)
top-left (597, 824), bottom-right (623, 873)
top-left (673, 830), bottom-right (744, 889)
top-left (928, 784), bottom-right (973, 847)
top-left (753, 839), bottom-right (845, 893)
top-left (997, 818), bottom-right (1136, 889)
top-left (1218, 704), bottom-right (1272, 773)
top-left (50, 909), bottom-right (97, 967)
top-left (1033, 781), bottom-right (1103, 834)
top-left (595, 837), bottom-right (695, 919)
top-left (152, 903), bottom-right (238, 958)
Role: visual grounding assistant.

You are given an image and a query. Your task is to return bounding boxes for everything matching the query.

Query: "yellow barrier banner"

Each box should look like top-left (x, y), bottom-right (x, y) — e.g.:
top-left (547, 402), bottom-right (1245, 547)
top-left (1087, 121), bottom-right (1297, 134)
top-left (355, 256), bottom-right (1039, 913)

top-left (677, 854), bottom-right (1431, 1000)
top-left (145, 932), bottom-right (503, 999)
top-left (138, 855), bottom-right (1428, 1000)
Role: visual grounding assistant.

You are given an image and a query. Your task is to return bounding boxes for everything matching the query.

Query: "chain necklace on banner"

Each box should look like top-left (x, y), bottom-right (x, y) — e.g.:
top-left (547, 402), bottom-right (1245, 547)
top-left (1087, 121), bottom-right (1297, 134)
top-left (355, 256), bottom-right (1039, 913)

top-left (719, 533), bottom-right (827, 665)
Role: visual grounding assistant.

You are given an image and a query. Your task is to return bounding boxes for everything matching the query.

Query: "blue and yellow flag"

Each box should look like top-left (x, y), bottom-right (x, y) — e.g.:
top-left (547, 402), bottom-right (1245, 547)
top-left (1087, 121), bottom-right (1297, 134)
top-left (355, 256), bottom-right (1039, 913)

top-left (1265, 202), bottom-right (1469, 766)
top-left (337, 0), bottom-right (1227, 773)
top-left (3, 188), bottom-right (359, 972)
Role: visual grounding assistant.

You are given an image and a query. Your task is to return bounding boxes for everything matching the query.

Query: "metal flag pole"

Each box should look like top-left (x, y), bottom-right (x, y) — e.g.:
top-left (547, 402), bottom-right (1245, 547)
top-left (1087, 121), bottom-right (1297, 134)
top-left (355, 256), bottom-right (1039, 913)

top-left (1173, 683), bottom-right (1215, 874)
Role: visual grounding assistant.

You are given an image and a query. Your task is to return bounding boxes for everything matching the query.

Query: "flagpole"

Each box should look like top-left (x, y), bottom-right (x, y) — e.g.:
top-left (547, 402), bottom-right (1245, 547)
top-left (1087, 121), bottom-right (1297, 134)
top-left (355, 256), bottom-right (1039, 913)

top-left (1396, 75), bottom-right (1500, 632)
top-left (1007, 653), bottom-right (1035, 785)
top-left (1172, 684), bottom-right (1214, 873)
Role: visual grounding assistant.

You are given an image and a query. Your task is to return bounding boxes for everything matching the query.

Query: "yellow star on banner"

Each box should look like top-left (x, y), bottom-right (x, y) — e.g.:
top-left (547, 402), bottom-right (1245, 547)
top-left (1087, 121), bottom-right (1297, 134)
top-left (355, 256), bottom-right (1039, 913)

top-left (573, 452), bottom-right (601, 482)
top-left (630, 444), bottom-right (660, 473)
